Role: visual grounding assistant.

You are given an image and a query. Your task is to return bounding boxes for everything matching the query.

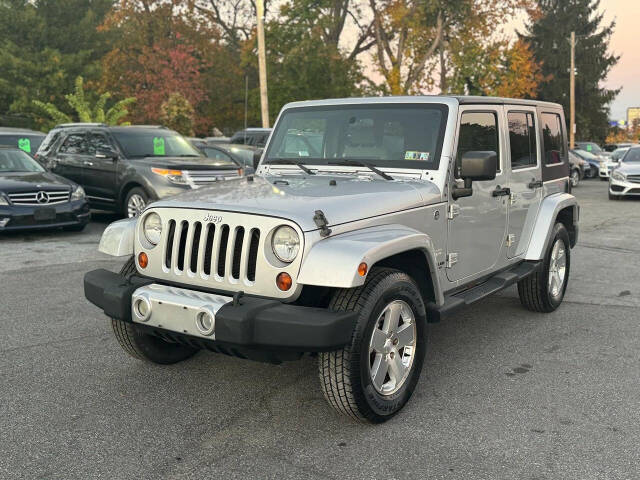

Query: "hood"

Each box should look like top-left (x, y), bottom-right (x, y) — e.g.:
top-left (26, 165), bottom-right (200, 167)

top-left (137, 156), bottom-right (238, 171)
top-left (617, 162), bottom-right (640, 175)
top-left (151, 174), bottom-right (442, 231)
top-left (0, 171), bottom-right (74, 193)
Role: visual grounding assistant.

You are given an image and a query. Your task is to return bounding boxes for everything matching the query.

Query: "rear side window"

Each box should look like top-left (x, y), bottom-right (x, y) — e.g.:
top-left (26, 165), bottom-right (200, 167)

top-left (507, 112), bottom-right (537, 169)
top-left (59, 133), bottom-right (86, 154)
top-left (457, 111), bottom-right (500, 173)
top-left (541, 113), bottom-right (565, 165)
top-left (86, 133), bottom-right (112, 155)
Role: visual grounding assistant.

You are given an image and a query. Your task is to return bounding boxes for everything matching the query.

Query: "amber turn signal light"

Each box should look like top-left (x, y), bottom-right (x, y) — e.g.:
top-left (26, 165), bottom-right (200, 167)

top-left (358, 262), bottom-right (368, 277)
top-left (138, 252), bottom-right (148, 269)
top-left (276, 272), bottom-right (292, 291)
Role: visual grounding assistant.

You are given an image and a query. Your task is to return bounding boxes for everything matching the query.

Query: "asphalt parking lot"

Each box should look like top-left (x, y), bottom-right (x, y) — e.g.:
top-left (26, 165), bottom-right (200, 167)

top-left (1, 180), bottom-right (639, 480)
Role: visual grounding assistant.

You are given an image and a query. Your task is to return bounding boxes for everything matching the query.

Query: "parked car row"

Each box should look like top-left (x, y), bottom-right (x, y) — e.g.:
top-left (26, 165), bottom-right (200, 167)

top-left (0, 123), bottom-right (270, 231)
top-left (608, 146), bottom-right (640, 200)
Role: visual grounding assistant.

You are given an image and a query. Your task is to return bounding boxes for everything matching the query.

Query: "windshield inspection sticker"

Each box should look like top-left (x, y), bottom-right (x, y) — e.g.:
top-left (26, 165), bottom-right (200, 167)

top-left (153, 137), bottom-right (165, 155)
top-left (405, 151), bottom-right (429, 161)
top-left (18, 138), bottom-right (31, 153)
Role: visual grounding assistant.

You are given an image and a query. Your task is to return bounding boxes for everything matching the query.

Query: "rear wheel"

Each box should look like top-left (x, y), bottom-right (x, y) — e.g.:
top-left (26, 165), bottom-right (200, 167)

top-left (318, 268), bottom-right (426, 423)
top-left (111, 257), bottom-right (199, 364)
top-left (518, 223), bottom-right (570, 313)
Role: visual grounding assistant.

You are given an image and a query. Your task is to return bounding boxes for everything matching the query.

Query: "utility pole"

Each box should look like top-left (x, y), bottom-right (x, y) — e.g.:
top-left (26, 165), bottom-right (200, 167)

top-left (256, 0), bottom-right (269, 128)
top-left (569, 31), bottom-right (575, 149)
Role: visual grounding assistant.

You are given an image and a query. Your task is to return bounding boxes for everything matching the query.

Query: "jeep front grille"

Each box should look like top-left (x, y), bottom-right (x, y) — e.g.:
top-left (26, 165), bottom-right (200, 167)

top-left (137, 207), bottom-right (303, 300)
top-left (163, 219), bottom-right (260, 282)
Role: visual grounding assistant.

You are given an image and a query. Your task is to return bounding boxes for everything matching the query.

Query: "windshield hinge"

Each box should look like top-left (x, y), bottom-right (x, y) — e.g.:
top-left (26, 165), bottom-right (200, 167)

top-left (313, 210), bottom-right (332, 237)
top-left (447, 204), bottom-right (461, 219)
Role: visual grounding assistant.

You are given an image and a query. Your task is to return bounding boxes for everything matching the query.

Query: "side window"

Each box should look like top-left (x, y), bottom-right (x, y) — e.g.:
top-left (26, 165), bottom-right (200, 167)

top-left (507, 111), bottom-right (537, 169)
top-left (541, 112), bottom-right (565, 164)
top-left (86, 133), bottom-right (112, 155)
top-left (457, 111), bottom-right (500, 174)
top-left (58, 133), bottom-right (86, 154)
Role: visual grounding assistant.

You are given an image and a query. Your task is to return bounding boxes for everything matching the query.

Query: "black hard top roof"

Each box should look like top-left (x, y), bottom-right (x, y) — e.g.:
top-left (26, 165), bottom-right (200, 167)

top-left (452, 95), bottom-right (562, 109)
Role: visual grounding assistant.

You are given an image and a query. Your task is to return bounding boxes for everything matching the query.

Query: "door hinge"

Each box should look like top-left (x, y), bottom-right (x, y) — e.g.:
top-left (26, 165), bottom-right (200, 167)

top-left (506, 234), bottom-right (516, 247)
top-left (447, 204), bottom-right (461, 219)
top-left (446, 253), bottom-right (458, 268)
top-left (509, 192), bottom-right (517, 205)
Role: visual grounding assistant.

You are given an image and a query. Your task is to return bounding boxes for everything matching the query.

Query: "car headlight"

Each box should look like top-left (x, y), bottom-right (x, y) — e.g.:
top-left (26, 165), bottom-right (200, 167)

top-left (151, 167), bottom-right (187, 185)
top-left (271, 225), bottom-right (300, 263)
top-left (71, 186), bottom-right (86, 200)
top-left (611, 170), bottom-right (626, 182)
top-left (143, 212), bottom-right (163, 246)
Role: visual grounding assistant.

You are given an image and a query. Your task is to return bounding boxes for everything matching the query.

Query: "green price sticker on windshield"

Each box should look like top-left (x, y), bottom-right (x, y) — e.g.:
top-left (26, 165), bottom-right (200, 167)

top-left (153, 137), bottom-right (165, 155)
top-left (18, 138), bottom-right (31, 153)
top-left (586, 144), bottom-right (592, 152)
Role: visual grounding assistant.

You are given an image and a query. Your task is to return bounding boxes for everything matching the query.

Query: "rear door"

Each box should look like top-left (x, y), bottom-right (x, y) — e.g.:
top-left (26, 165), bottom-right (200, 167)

top-left (505, 107), bottom-right (543, 258)
top-left (49, 132), bottom-right (88, 185)
top-left (82, 131), bottom-right (119, 205)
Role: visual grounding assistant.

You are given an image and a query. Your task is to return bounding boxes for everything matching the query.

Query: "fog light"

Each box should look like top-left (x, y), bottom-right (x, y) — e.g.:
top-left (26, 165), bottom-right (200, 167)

top-left (138, 252), bottom-right (148, 268)
top-left (276, 272), bottom-right (293, 291)
top-left (133, 297), bottom-right (151, 322)
top-left (196, 309), bottom-right (215, 336)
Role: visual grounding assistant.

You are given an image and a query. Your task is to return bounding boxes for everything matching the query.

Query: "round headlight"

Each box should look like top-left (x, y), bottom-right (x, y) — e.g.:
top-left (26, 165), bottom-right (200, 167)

top-left (271, 226), bottom-right (300, 263)
top-left (143, 212), bottom-right (162, 245)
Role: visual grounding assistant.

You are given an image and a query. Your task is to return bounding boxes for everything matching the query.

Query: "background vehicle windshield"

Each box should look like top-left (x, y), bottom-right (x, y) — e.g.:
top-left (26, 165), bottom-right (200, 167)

top-left (577, 142), bottom-right (602, 154)
top-left (264, 104), bottom-right (448, 169)
top-left (112, 130), bottom-right (202, 158)
top-left (622, 148), bottom-right (640, 163)
top-left (611, 147), bottom-right (629, 161)
top-left (200, 147), bottom-right (240, 167)
top-left (0, 149), bottom-right (45, 172)
top-left (573, 149), bottom-right (598, 161)
top-left (0, 134), bottom-right (44, 155)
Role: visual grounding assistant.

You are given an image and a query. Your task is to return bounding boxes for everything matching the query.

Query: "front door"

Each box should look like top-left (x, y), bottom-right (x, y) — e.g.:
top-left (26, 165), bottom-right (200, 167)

top-left (505, 108), bottom-right (543, 258)
top-left (50, 132), bottom-right (88, 186)
top-left (447, 107), bottom-right (508, 282)
top-left (82, 131), bottom-right (119, 207)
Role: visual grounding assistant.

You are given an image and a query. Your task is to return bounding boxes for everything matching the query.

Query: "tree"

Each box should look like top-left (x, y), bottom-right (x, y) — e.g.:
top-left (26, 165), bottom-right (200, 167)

top-left (0, 0), bottom-right (115, 129)
top-left (160, 93), bottom-right (195, 135)
top-left (522, 0), bottom-right (619, 142)
top-left (33, 76), bottom-right (136, 127)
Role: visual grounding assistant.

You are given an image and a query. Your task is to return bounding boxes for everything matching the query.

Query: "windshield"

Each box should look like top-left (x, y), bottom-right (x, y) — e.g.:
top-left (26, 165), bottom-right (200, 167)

top-left (573, 149), bottom-right (598, 161)
top-left (200, 147), bottom-right (239, 167)
top-left (577, 142), bottom-right (602, 154)
top-left (226, 146), bottom-right (255, 167)
top-left (0, 134), bottom-right (44, 155)
top-left (264, 104), bottom-right (448, 170)
top-left (0, 149), bottom-right (45, 172)
top-left (611, 148), bottom-right (629, 161)
top-left (622, 148), bottom-right (640, 163)
top-left (112, 130), bottom-right (202, 158)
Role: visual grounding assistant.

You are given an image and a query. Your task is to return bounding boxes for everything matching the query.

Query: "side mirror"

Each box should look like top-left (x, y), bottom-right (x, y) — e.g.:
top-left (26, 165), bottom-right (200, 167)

top-left (96, 147), bottom-right (118, 160)
top-left (452, 151), bottom-right (497, 199)
top-left (253, 148), bottom-right (263, 170)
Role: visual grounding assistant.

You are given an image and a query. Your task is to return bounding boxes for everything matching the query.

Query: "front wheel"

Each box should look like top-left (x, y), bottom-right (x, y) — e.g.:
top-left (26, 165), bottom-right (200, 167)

top-left (318, 268), bottom-right (426, 423)
top-left (518, 223), bottom-right (570, 313)
top-left (570, 169), bottom-right (580, 187)
top-left (124, 187), bottom-right (149, 218)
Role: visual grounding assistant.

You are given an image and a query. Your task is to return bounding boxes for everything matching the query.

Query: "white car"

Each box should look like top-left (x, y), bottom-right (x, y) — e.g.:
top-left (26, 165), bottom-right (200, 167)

top-left (609, 147), bottom-right (640, 199)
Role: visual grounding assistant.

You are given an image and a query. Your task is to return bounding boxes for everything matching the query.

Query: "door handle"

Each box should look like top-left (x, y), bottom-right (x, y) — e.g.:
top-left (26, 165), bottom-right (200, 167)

top-left (527, 179), bottom-right (543, 189)
top-left (492, 186), bottom-right (511, 197)
top-left (83, 161), bottom-right (94, 166)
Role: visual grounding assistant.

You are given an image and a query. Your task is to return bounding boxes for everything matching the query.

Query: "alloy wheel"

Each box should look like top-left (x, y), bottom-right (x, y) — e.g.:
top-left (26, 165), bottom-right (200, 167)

top-left (368, 300), bottom-right (417, 396)
top-left (127, 194), bottom-right (146, 218)
top-left (548, 239), bottom-right (567, 298)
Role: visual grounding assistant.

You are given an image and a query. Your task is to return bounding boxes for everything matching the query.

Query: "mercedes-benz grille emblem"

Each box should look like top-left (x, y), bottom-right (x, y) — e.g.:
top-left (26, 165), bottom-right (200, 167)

top-left (36, 191), bottom-right (50, 204)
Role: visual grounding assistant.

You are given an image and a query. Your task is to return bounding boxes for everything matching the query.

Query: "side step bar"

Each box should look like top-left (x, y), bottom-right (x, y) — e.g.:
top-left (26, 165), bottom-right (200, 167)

top-left (426, 261), bottom-right (541, 322)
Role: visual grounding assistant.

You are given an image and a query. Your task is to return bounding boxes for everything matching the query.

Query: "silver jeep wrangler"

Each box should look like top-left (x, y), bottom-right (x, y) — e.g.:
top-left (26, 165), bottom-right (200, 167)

top-left (85, 96), bottom-right (578, 423)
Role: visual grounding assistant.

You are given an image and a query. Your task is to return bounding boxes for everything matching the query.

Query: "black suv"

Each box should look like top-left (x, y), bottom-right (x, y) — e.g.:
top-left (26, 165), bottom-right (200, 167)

top-left (229, 128), bottom-right (272, 147)
top-left (36, 124), bottom-right (243, 217)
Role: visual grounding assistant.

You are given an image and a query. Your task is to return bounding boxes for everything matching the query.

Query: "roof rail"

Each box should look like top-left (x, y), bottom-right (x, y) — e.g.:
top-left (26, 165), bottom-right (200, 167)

top-left (123, 125), bottom-right (168, 129)
top-left (53, 122), bottom-right (107, 128)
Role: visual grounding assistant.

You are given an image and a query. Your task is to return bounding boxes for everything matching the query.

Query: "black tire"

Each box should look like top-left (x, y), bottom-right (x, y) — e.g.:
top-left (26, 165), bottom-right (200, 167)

top-left (599, 176), bottom-right (607, 181)
top-left (570, 169), bottom-right (580, 187)
top-left (518, 223), bottom-right (571, 313)
top-left (608, 191), bottom-right (619, 200)
top-left (318, 268), bottom-right (427, 423)
top-left (111, 257), bottom-right (199, 364)
top-left (123, 187), bottom-right (149, 218)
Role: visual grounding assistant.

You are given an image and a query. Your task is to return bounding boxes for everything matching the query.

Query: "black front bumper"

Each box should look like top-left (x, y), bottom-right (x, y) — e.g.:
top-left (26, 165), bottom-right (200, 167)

top-left (0, 200), bottom-right (90, 231)
top-left (84, 269), bottom-right (357, 361)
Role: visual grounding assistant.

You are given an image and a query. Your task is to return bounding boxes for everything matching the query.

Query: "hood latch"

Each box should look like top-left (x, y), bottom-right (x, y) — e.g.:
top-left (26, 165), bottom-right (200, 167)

top-left (313, 210), bottom-right (332, 237)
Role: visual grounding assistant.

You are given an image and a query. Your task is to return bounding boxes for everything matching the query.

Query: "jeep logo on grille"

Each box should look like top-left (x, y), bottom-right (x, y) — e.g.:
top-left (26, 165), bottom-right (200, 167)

top-left (203, 213), bottom-right (223, 224)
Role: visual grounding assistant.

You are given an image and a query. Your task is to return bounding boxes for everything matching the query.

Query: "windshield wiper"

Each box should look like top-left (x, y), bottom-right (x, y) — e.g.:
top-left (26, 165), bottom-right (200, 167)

top-left (267, 159), bottom-right (315, 175)
top-left (328, 160), bottom-right (393, 181)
